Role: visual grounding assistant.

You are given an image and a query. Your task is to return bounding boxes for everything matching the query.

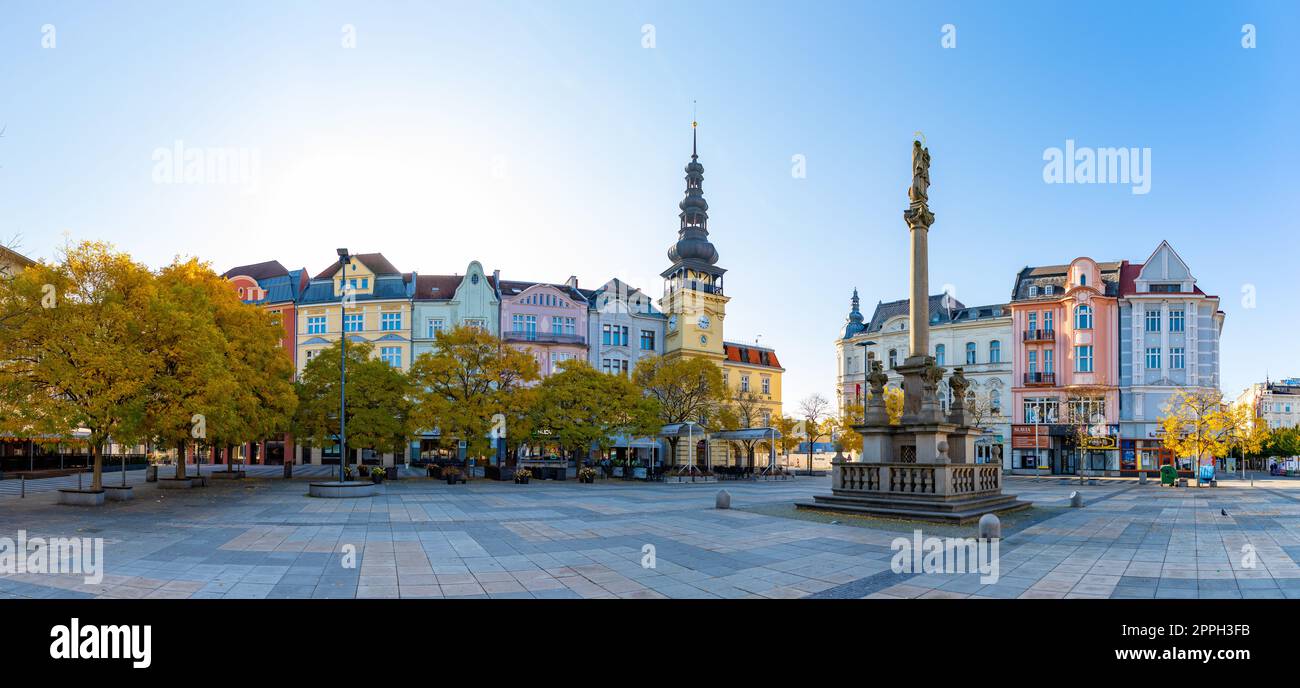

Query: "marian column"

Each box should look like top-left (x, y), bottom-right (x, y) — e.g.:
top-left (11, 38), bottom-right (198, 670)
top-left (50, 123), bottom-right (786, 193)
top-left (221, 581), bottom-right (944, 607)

top-left (897, 140), bottom-right (944, 428)
top-left (904, 140), bottom-right (934, 359)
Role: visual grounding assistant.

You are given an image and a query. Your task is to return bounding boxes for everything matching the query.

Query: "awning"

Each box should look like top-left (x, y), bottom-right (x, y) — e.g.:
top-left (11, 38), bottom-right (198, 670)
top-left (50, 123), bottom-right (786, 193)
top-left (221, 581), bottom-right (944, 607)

top-left (710, 428), bottom-right (782, 441)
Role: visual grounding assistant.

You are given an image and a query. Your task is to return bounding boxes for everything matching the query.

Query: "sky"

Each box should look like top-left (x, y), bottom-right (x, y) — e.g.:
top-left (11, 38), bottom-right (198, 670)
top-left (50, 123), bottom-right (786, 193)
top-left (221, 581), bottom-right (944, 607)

top-left (2, 1), bottom-right (1297, 407)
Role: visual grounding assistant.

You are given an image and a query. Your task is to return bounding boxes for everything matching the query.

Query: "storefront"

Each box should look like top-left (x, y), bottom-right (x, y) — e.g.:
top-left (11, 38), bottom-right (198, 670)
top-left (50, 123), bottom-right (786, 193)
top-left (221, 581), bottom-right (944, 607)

top-left (1010, 424), bottom-right (1053, 474)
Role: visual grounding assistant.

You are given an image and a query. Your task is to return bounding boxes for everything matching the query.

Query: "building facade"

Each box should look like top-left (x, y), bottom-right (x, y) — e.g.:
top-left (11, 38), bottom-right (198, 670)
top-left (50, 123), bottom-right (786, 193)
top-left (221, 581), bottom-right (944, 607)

top-left (836, 291), bottom-right (1012, 466)
top-left (1118, 241), bottom-right (1224, 471)
top-left (1009, 258), bottom-right (1122, 475)
top-left (222, 260), bottom-right (309, 464)
top-left (581, 278), bottom-right (665, 377)
top-left (498, 277), bottom-right (589, 377)
top-left (295, 253), bottom-right (414, 466)
top-left (0, 246), bottom-right (35, 278)
top-left (411, 260), bottom-right (500, 361)
top-left (1236, 379), bottom-right (1300, 429)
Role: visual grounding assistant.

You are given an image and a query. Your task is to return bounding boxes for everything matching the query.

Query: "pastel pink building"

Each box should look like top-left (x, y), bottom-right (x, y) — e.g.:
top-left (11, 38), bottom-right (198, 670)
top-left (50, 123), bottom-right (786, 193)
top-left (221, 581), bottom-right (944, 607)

top-left (1010, 257), bottom-right (1122, 475)
top-left (498, 277), bottom-right (589, 377)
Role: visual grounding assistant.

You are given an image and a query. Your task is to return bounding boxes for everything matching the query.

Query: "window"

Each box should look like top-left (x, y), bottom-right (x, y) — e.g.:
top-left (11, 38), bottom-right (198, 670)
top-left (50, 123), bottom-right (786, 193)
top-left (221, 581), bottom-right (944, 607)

top-left (1028, 285), bottom-right (1038, 297)
top-left (553, 317), bottom-right (565, 336)
top-left (1079, 274), bottom-right (1087, 287)
top-left (512, 314), bottom-right (525, 332)
top-left (1145, 310), bottom-right (1161, 332)
top-left (1074, 305), bottom-right (1093, 330)
top-left (1169, 310), bottom-right (1185, 332)
top-left (1043, 311), bottom-right (1054, 332)
top-left (640, 330), bottom-right (655, 351)
top-left (602, 324), bottom-right (612, 345)
top-left (762, 411), bottom-right (771, 427)
top-left (1075, 345), bottom-right (1094, 372)
top-left (1067, 397), bottom-right (1106, 424)
top-left (305, 349), bottom-right (320, 362)
top-left (380, 347), bottom-right (402, 368)
top-left (1146, 347), bottom-right (1162, 369)
top-left (617, 325), bottom-right (629, 345)
top-left (1044, 349), bottom-right (1054, 373)
top-left (935, 344), bottom-right (945, 366)
top-left (343, 313), bottom-right (364, 333)
top-left (761, 377), bottom-right (770, 394)
top-left (965, 342), bottom-right (976, 365)
top-left (1027, 351), bottom-right (1037, 374)
top-left (463, 318), bottom-right (487, 331)
top-left (1150, 283), bottom-right (1181, 293)
top-left (888, 349), bottom-right (898, 369)
top-left (602, 359), bottom-right (629, 376)
top-left (307, 316), bottom-right (326, 334)
top-left (989, 340), bottom-right (1001, 363)
top-left (1027, 313), bottom-right (1037, 332)
top-left (427, 318), bottom-right (445, 338)
top-left (1023, 397), bottom-right (1059, 424)
top-left (1169, 347), bottom-right (1185, 370)
top-left (1044, 285), bottom-right (1055, 295)
top-left (740, 375), bottom-right (750, 393)
top-left (381, 312), bottom-right (402, 332)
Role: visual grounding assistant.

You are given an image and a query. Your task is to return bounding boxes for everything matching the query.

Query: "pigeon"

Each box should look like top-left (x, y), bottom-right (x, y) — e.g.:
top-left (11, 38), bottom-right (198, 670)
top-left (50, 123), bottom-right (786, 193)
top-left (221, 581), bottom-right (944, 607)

top-left (1221, 509), bottom-right (1228, 516)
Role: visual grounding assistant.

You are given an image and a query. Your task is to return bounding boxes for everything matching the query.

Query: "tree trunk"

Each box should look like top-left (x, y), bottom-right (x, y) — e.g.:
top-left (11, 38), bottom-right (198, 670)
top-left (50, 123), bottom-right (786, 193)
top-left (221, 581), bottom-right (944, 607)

top-left (176, 440), bottom-right (187, 479)
top-left (90, 441), bottom-right (103, 491)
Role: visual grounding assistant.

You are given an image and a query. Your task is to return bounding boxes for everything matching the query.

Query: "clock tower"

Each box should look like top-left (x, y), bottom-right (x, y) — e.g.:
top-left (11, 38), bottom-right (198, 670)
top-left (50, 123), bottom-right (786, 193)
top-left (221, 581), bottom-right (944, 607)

top-left (660, 122), bottom-right (729, 363)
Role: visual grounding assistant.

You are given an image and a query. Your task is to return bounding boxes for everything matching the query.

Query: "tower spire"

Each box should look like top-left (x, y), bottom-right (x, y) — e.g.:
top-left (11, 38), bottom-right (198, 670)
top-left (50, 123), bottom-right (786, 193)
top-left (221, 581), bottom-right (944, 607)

top-left (665, 113), bottom-right (718, 269)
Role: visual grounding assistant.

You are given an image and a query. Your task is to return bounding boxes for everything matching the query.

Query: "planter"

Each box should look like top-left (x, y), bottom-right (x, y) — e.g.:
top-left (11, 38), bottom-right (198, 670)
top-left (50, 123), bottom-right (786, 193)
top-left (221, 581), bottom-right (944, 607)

top-left (58, 488), bottom-right (106, 506)
top-left (515, 477), bottom-right (530, 484)
top-left (632, 467), bottom-right (647, 480)
top-left (158, 477), bottom-right (195, 490)
top-left (210, 470), bottom-right (246, 480)
top-left (103, 485), bottom-right (134, 501)
top-left (308, 481), bottom-right (379, 498)
top-left (146, 465), bottom-right (159, 482)
top-left (612, 467), bottom-right (624, 478)
top-left (371, 475), bottom-right (384, 484)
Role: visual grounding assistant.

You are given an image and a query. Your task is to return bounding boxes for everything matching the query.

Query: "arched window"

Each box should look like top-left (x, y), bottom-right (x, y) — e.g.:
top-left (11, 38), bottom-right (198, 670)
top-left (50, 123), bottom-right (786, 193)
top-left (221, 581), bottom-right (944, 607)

top-left (1080, 274), bottom-right (1088, 287)
top-left (989, 340), bottom-right (1001, 363)
top-left (965, 342), bottom-right (977, 365)
top-left (935, 344), bottom-right (945, 366)
top-left (1074, 304), bottom-right (1093, 329)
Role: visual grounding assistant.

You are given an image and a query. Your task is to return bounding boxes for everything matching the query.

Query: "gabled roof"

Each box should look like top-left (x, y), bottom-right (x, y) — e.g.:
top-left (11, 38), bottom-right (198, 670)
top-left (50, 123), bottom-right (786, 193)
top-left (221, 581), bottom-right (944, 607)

top-left (1119, 241), bottom-right (1208, 297)
top-left (222, 260), bottom-right (288, 281)
top-left (0, 246), bottom-right (36, 268)
top-left (723, 341), bottom-right (783, 370)
top-left (300, 272), bottom-right (415, 305)
top-left (498, 279), bottom-right (587, 303)
top-left (413, 273), bottom-right (499, 302)
top-left (864, 294), bottom-right (965, 333)
top-left (314, 253), bottom-right (401, 279)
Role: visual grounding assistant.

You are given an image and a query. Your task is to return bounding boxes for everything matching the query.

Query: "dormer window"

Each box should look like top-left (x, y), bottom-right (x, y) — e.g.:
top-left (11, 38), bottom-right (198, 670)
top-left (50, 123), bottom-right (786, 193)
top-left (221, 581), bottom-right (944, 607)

top-left (1028, 285), bottom-right (1038, 297)
top-left (1044, 285), bottom-right (1054, 295)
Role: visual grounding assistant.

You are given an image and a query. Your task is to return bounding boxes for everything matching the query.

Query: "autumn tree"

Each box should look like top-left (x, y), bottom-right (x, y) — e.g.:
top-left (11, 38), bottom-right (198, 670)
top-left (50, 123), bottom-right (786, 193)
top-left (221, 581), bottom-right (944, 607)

top-left (1223, 405), bottom-right (1268, 471)
top-left (798, 393), bottom-right (831, 474)
top-left (408, 326), bottom-right (540, 461)
top-left (633, 356), bottom-right (727, 468)
top-left (0, 242), bottom-right (157, 491)
top-left (830, 401), bottom-right (864, 457)
top-left (530, 360), bottom-right (660, 470)
top-left (293, 340), bottom-right (412, 471)
top-left (721, 388), bottom-right (771, 467)
top-left (773, 415), bottom-right (801, 465)
top-left (1158, 388), bottom-right (1232, 485)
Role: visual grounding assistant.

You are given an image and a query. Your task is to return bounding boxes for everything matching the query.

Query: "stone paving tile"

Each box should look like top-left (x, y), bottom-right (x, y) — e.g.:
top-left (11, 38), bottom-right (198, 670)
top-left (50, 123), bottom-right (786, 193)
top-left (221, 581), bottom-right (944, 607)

top-left (5, 474), bottom-right (1300, 599)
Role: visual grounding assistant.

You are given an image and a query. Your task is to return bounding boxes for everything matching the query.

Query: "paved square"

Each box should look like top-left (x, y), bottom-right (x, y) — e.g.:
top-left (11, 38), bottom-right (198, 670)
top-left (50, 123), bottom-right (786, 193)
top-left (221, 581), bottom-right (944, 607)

top-left (3, 473), bottom-right (1300, 599)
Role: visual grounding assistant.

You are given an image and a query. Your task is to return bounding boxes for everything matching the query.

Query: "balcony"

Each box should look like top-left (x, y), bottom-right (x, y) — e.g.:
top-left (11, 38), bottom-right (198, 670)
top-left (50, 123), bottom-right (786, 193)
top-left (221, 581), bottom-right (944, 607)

top-left (1022, 329), bottom-right (1056, 342)
top-left (1023, 372), bottom-right (1056, 386)
top-left (503, 331), bottom-right (586, 346)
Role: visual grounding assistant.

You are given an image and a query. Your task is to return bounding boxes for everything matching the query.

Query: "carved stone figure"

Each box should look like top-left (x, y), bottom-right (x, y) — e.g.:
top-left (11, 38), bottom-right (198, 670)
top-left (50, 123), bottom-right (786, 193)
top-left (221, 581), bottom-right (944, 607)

top-left (949, 366), bottom-right (970, 401)
top-left (922, 357), bottom-right (945, 392)
top-left (908, 140), bottom-right (931, 207)
top-left (867, 360), bottom-right (888, 396)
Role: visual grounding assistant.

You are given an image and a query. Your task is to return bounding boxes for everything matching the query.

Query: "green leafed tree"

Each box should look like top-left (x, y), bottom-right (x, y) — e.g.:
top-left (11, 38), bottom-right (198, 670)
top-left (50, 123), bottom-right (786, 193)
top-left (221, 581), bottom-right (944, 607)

top-left (293, 340), bottom-right (412, 470)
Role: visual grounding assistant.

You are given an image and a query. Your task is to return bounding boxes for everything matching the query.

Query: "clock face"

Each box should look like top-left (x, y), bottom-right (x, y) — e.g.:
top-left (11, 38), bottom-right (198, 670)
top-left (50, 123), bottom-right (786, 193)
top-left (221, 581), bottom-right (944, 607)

top-left (698, 315), bottom-right (711, 330)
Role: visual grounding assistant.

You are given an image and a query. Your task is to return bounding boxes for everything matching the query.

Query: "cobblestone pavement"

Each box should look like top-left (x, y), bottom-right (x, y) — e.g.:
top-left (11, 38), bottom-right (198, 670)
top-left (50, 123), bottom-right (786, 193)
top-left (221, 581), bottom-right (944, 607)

top-left (2, 474), bottom-right (1298, 599)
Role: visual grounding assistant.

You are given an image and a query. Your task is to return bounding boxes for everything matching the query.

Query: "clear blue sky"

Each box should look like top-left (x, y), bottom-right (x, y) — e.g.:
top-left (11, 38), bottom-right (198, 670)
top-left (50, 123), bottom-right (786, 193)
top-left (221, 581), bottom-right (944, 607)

top-left (2, 1), bottom-right (1297, 406)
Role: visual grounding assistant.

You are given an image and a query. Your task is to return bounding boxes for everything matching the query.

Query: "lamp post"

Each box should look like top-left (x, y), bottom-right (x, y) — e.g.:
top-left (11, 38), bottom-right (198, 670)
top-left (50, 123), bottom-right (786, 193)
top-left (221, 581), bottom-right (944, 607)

top-left (337, 248), bottom-right (350, 483)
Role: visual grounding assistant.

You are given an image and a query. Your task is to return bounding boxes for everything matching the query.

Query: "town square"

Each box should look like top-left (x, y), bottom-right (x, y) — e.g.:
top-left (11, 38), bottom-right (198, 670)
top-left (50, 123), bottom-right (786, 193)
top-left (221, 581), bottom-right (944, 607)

top-left (4, 471), bottom-right (1300, 601)
top-left (1, 0), bottom-right (1298, 673)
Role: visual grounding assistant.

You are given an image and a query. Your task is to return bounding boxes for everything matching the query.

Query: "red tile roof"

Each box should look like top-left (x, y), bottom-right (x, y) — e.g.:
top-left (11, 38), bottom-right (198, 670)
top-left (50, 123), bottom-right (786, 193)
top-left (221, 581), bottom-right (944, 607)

top-left (723, 342), bottom-right (783, 370)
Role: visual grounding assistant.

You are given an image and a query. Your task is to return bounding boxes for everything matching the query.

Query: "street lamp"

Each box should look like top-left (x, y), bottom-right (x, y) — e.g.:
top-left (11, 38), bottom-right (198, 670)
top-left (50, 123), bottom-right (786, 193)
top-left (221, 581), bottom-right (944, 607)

top-left (337, 247), bottom-right (350, 483)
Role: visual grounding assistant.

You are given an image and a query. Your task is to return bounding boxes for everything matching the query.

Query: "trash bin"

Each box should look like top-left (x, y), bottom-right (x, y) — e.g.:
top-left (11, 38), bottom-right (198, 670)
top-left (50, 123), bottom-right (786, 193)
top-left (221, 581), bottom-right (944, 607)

top-left (146, 465), bottom-right (158, 482)
top-left (1159, 465), bottom-right (1177, 486)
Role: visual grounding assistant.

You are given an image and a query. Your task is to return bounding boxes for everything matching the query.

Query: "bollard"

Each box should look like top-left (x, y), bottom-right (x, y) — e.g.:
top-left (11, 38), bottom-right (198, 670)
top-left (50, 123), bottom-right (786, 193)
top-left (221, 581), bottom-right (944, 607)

top-left (715, 489), bottom-right (731, 509)
top-left (1069, 491), bottom-right (1084, 508)
top-left (977, 513), bottom-right (1001, 539)
top-left (20, 475), bottom-right (25, 499)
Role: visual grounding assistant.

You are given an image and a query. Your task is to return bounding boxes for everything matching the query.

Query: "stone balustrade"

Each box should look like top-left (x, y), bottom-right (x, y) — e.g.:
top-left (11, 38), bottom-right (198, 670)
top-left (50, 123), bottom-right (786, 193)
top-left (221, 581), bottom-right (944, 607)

top-left (832, 461), bottom-right (1002, 498)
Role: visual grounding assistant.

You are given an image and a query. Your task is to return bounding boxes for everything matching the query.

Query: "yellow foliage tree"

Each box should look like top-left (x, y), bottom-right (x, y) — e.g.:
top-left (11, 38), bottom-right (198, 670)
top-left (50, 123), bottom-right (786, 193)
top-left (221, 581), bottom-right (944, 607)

top-left (1158, 388), bottom-right (1232, 483)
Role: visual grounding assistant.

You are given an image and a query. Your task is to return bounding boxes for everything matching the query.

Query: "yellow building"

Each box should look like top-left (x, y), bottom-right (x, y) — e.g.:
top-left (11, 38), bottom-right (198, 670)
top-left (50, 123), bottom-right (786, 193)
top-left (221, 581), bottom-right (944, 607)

top-left (658, 126), bottom-right (784, 468)
top-left (0, 246), bottom-right (35, 278)
top-left (296, 252), bottom-right (414, 375)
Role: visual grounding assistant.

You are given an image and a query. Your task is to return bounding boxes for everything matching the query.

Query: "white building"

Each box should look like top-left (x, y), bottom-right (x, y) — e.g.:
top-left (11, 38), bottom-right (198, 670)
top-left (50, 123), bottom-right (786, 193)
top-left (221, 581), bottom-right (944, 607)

top-left (1236, 379), bottom-right (1300, 429)
top-left (835, 290), bottom-right (1013, 466)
